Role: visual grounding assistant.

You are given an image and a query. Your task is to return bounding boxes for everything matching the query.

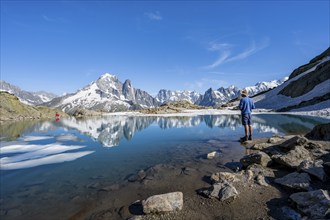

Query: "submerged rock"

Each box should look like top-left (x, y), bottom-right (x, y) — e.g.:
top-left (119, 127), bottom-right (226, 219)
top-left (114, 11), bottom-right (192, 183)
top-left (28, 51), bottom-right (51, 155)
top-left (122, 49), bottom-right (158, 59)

top-left (207, 151), bottom-right (219, 159)
top-left (142, 192), bottom-right (183, 214)
top-left (290, 189), bottom-right (330, 219)
top-left (274, 172), bottom-right (311, 191)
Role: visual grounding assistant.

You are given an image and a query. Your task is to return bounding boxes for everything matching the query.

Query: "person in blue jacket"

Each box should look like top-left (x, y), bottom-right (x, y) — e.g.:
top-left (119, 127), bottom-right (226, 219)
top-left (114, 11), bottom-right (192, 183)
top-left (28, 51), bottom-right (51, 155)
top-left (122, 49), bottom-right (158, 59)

top-left (239, 89), bottom-right (255, 142)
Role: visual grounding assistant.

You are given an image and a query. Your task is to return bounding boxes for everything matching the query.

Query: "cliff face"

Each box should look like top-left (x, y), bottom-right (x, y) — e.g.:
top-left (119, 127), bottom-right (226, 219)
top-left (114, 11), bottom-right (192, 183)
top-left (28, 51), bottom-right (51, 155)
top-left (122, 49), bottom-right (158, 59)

top-left (254, 47), bottom-right (330, 112)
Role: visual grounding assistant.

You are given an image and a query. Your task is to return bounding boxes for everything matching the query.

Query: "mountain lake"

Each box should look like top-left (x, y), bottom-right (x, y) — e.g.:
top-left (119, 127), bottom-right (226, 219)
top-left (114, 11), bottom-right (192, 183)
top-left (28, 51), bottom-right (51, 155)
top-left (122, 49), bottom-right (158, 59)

top-left (0, 113), bottom-right (328, 219)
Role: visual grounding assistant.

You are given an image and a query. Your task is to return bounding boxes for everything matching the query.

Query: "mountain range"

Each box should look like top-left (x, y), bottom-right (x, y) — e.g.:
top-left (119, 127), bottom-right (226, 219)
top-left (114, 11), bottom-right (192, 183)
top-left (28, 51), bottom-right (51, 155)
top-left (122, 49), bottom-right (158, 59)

top-left (1, 47), bottom-right (329, 113)
top-left (0, 80), bottom-right (57, 105)
top-left (0, 75), bottom-right (288, 113)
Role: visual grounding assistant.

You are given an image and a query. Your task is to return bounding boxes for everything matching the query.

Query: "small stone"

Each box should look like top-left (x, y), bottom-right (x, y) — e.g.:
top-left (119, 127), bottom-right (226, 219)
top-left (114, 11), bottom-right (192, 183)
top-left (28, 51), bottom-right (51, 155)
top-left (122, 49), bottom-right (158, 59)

top-left (207, 151), bottom-right (219, 159)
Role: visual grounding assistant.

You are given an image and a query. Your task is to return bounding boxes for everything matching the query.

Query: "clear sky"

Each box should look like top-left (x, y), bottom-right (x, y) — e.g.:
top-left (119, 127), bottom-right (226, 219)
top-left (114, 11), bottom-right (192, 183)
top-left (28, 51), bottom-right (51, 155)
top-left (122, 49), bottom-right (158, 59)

top-left (1, 1), bottom-right (329, 96)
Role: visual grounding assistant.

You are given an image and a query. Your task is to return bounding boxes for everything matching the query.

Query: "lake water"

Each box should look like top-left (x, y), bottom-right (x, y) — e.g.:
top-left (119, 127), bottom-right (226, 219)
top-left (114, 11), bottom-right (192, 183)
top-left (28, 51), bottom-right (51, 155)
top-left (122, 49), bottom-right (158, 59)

top-left (0, 114), bottom-right (328, 219)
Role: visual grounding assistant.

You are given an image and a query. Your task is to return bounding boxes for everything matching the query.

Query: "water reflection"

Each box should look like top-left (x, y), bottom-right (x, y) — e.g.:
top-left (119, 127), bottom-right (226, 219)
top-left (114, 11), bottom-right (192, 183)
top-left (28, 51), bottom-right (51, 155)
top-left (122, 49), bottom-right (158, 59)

top-left (60, 114), bottom-right (326, 147)
top-left (1, 114), bottom-right (327, 149)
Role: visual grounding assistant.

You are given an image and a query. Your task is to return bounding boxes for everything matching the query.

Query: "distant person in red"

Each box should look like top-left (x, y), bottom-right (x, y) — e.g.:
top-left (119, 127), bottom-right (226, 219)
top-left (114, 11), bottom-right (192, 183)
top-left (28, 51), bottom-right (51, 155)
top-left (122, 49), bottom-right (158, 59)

top-left (55, 112), bottom-right (60, 121)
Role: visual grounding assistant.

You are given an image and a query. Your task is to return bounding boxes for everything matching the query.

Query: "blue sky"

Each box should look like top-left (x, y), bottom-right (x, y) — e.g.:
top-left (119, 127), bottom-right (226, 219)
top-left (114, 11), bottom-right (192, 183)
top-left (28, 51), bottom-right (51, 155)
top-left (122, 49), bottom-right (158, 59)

top-left (1, 1), bottom-right (329, 96)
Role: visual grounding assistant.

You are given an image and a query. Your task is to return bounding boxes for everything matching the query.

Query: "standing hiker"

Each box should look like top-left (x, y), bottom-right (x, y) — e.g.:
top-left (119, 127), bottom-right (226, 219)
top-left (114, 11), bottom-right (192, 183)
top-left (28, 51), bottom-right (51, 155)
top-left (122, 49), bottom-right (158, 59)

top-left (239, 89), bottom-right (255, 142)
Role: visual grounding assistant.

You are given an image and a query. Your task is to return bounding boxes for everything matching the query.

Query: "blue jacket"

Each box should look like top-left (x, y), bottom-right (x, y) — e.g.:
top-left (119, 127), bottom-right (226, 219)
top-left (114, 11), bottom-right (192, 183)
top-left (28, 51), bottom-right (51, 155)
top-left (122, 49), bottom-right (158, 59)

top-left (239, 97), bottom-right (255, 114)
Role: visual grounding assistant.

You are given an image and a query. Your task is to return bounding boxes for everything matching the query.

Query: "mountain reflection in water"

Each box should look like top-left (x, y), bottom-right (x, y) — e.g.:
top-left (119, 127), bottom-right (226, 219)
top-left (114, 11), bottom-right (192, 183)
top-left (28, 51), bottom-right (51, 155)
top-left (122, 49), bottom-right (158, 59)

top-left (1, 114), bottom-right (327, 148)
top-left (58, 114), bottom-right (325, 147)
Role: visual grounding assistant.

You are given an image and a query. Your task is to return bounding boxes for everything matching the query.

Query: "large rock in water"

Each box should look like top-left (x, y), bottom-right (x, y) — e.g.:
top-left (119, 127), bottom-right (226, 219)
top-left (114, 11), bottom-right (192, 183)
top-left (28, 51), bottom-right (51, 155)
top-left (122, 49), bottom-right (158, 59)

top-left (290, 189), bottom-right (330, 219)
top-left (142, 192), bottom-right (183, 214)
top-left (305, 123), bottom-right (330, 141)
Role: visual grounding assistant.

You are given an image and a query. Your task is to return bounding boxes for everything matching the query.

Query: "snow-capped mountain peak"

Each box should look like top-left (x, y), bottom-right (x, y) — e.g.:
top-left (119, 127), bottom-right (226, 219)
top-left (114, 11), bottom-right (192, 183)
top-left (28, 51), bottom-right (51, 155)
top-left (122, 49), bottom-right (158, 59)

top-left (155, 89), bottom-right (201, 104)
top-left (0, 80), bottom-right (58, 105)
top-left (45, 73), bottom-right (157, 113)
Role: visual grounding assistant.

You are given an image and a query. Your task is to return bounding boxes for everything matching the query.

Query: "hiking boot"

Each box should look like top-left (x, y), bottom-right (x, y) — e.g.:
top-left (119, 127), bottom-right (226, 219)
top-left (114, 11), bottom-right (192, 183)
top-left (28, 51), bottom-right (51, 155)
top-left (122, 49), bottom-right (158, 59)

top-left (248, 135), bottom-right (252, 141)
top-left (240, 136), bottom-right (248, 142)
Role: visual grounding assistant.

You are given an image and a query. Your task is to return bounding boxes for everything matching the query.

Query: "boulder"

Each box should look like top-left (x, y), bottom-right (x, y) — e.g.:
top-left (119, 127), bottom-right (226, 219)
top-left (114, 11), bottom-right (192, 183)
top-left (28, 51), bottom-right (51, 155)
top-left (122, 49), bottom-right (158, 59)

top-left (142, 192), bottom-right (183, 214)
top-left (240, 152), bottom-right (272, 167)
top-left (272, 146), bottom-right (312, 168)
top-left (290, 189), bottom-right (330, 219)
top-left (305, 123), bottom-right (330, 141)
top-left (298, 160), bottom-right (327, 181)
top-left (274, 172), bottom-right (311, 191)
top-left (279, 136), bottom-right (308, 150)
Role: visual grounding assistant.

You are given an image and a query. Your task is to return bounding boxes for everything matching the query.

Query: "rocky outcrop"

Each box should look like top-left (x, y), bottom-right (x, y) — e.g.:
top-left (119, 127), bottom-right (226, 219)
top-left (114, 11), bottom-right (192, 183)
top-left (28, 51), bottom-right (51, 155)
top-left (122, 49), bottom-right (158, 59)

top-left (254, 47), bottom-right (330, 112)
top-left (305, 123), bottom-right (330, 141)
top-left (142, 192), bottom-right (183, 214)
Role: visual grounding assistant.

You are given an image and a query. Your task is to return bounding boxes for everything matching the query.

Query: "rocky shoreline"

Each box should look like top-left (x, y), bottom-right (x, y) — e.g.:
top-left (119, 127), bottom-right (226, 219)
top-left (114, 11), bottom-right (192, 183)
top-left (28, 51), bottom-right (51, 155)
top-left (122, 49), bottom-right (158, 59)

top-left (71, 123), bottom-right (330, 220)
